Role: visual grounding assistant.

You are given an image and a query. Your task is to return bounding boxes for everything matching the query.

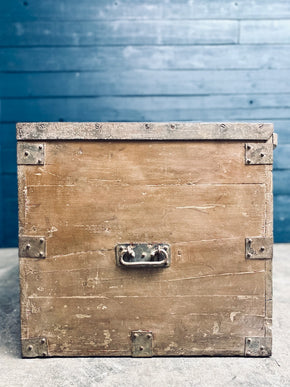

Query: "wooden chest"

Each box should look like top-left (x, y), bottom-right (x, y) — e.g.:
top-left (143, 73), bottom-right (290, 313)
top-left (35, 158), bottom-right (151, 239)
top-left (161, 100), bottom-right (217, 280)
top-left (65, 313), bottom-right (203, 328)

top-left (17, 122), bottom-right (276, 358)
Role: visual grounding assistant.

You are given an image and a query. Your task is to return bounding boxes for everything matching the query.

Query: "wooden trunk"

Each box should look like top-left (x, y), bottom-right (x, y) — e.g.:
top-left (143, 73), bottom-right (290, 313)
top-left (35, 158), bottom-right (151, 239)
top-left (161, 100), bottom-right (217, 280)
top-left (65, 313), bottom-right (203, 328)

top-left (17, 122), bottom-right (276, 358)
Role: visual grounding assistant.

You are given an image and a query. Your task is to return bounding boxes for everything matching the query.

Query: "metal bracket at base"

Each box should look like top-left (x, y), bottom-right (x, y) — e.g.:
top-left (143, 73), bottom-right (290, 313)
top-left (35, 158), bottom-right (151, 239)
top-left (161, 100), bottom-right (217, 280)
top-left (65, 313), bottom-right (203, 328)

top-left (245, 337), bottom-right (272, 357)
top-left (22, 337), bottom-right (48, 358)
top-left (19, 236), bottom-right (46, 258)
top-left (131, 331), bottom-right (153, 357)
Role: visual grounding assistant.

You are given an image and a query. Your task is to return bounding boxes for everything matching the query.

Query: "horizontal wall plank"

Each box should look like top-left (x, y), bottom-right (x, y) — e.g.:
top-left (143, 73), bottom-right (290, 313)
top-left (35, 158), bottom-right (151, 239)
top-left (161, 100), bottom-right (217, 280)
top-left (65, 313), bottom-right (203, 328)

top-left (274, 196), bottom-right (290, 243)
top-left (241, 20), bottom-right (290, 44)
top-left (1, 0), bottom-right (290, 21)
top-left (0, 20), bottom-right (238, 46)
top-left (3, 69), bottom-right (290, 97)
top-left (1, 45), bottom-right (290, 71)
top-left (272, 120), bottom-right (290, 144)
top-left (274, 171), bottom-right (290, 195)
top-left (0, 124), bottom-right (17, 146)
top-left (1, 147), bottom-right (16, 174)
top-left (3, 198), bottom-right (18, 247)
top-left (2, 174), bottom-right (17, 199)
top-left (274, 144), bottom-right (290, 170)
top-left (3, 96), bottom-right (290, 122)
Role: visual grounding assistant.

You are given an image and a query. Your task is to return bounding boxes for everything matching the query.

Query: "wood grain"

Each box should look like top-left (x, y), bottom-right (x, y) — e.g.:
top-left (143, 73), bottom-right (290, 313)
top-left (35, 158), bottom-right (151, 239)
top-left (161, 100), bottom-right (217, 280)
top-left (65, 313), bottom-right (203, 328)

top-left (16, 122), bottom-right (273, 140)
top-left (2, 45), bottom-right (290, 72)
top-left (0, 20), bottom-right (238, 46)
top-left (18, 139), bottom-right (272, 356)
top-left (3, 70), bottom-right (290, 98)
top-left (1, 0), bottom-right (290, 21)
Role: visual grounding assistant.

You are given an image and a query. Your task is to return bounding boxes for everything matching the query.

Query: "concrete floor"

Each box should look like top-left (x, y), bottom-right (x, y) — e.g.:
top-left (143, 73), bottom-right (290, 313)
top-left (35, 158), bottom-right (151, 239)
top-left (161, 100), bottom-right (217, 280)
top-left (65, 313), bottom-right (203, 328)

top-left (0, 245), bottom-right (289, 387)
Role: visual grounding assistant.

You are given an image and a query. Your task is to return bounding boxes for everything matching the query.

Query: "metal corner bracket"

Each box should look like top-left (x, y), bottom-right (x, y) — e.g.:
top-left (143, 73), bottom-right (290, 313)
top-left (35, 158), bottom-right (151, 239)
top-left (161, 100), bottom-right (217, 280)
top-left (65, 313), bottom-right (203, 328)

top-left (245, 237), bottom-right (273, 260)
top-left (245, 337), bottom-right (272, 357)
top-left (22, 337), bottom-right (48, 358)
top-left (17, 142), bottom-right (45, 165)
top-left (245, 143), bottom-right (273, 165)
top-left (131, 330), bottom-right (153, 357)
top-left (19, 236), bottom-right (47, 258)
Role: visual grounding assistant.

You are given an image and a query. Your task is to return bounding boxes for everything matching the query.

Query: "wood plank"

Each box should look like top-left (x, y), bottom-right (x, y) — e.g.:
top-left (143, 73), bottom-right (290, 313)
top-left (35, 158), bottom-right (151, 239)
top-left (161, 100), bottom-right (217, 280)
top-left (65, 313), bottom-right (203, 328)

top-left (240, 20), bottom-right (290, 44)
top-left (0, 20), bottom-right (238, 46)
top-left (19, 142), bottom-right (267, 252)
top-left (274, 171), bottom-right (290, 195)
top-left (16, 122), bottom-right (273, 140)
top-left (20, 239), bottom-right (266, 356)
top-left (274, 195), bottom-right (290, 243)
top-left (1, 0), bottom-right (290, 21)
top-left (24, 142), bottom-right (270, 185)
top-left (273, 144), bottom-right (290, 169)
top-left (1, 45), bottom-right (290, 72)
top-left (3, 96), bottom-right (289, 122)
top-left (3, 70), bottom-right (290, 98)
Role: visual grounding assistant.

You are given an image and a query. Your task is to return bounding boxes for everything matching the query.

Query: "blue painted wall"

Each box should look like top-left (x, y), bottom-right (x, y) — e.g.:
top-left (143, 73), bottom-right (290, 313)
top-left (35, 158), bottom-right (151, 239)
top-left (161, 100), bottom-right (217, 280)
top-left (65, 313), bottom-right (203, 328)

top-left (0, 0), bottom-right (290, 246)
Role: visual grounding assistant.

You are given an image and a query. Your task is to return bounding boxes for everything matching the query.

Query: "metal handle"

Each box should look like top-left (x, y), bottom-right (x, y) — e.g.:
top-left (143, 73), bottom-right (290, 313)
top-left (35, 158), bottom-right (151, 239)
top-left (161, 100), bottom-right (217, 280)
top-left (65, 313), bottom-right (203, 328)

top-left (116, 244), bottom-right (171, 268)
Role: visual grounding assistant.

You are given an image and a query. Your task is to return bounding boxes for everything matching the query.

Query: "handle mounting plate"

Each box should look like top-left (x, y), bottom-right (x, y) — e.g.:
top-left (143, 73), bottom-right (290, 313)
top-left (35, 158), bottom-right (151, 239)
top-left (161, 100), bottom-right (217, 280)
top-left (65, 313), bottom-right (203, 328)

top-left (116, 243), bottom-right (171, 268)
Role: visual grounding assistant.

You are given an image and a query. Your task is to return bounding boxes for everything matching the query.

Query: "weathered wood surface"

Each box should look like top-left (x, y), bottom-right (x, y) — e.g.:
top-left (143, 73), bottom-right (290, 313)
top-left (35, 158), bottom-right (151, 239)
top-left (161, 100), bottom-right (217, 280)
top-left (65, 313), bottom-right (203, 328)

top-left (3, 70), bottom-right (290, 98)
top-left (1, 0), bottom-right (290, 21)
top-left (0, 20), bottom-right (238, 46)
top-left (16, 122), bottom-right (273, 141)
top-left (18, 140), bottom-right (272, 356)
top-left (2, 45), bottom-right (290, 72)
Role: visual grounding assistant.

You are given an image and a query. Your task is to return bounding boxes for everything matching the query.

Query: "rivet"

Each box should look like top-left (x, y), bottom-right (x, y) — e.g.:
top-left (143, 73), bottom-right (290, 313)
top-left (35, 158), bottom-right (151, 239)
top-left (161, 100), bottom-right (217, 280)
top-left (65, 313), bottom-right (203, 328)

top-left (42, 352), bottom-right (47, 357)
top-left (28, 345), bottom-right (33, 351)
top-left (260, 153), bottom-right (265, 157)
top-left (247, 253), bottom-right (252, 258)
top-left (260, 246), bottom-right (265, 252)
top-left (260, 345), bottom-right (265, 350)
top-left (246, 145), bottom-right (251, 150)
top-left (139, 346), bottom-right (144, 351)
top-left (24, 151), bottom-right (29, 156)
top-left (220, 123), bottom-right (226, 128)
top-left (163, 246), bottom-right (168, 251)
top-left (248, 239), bottom-right (252, 244)
top-left (41, 338), bottom-right (46, 344)
top-left (39, 251), bottom-right (44, 257)
top-left (246, 351), bottom-right (251, 356)
top-left (141, 252), bottom-right (146, 258)
top-left (119, 246), bottom-right (124, 251)
top-left (246, 159), bottom-right (251, 164)
top-left (39, 145), bottom-right (43, 150)
top-left (247, 338), bottom-right (252, 343)
top-left (170, 124), bottom-right (176, 129)
top-left (145, 123), bottom-right (150, 129)
top-left (38, 159), bottom-right (42, 164)
top-left (40, 238), bottom-right (44, 243)
top-left (26, 244), bottom-right (31, 249)
top-left (133, 333), bottom-right (138, 338)
top-left (147, 334), bottom-right (152, 339)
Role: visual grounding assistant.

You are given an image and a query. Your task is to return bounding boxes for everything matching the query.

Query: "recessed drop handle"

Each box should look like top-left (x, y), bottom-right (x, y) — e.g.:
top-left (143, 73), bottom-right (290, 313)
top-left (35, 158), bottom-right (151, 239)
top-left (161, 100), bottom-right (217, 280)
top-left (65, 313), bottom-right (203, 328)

top-left (116, 243), bottom-right (171, 268)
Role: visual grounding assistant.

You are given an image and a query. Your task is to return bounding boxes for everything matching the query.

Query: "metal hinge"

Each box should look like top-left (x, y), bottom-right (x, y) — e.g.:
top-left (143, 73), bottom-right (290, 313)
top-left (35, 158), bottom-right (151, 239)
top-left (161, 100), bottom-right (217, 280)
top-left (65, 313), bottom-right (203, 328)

top-left (245, 143), bottom-right (273, 165)
top-left (131, 331), bottom-right (153, 357)
top-left (245, 337), bottom-right (272, 357)
top-left (19, 236), bottom-right (46, 258)
top-left (245, 237), bottom-right (273, 259)
top-left (22, 337), bottom-right (48, 358)
top-left (17, 142), bottom-right (45, 165)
